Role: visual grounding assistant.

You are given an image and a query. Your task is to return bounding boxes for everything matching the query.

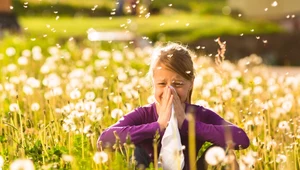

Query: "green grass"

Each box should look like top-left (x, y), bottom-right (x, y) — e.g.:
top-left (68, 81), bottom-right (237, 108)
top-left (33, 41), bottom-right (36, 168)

top-left (19, 13), bottom-right (282, 43)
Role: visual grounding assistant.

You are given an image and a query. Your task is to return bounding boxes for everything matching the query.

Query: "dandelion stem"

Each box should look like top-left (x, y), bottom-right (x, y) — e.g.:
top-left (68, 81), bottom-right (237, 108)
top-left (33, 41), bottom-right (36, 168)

top-left (187, 113), bottom-right (196, 170)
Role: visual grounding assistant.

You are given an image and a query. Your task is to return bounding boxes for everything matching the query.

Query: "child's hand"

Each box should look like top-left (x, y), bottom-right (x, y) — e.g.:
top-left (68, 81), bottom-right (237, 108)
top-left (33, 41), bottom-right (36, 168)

top-left (157, 86), bottom-right (173, 131)
top-left (169, 86), bottom-right (186, 128)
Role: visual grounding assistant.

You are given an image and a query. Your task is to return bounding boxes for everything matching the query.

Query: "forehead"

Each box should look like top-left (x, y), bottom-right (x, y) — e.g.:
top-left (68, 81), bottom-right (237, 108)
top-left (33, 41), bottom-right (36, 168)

top-left (153, 64), bottom-right (185, 80)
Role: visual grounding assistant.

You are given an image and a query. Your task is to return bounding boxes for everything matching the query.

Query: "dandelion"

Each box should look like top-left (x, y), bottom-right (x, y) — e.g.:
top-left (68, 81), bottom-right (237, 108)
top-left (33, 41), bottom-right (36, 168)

top-left (276, 154), bottom-right (287, 163)
top-left (23, 85), bottom-right (33, 95)
top-left (70, 89), bottom-right (81, 100)
top-left (6, 47), bottom-right (16, 56)
top-left (0, 155), bottom-right (4, 169)
top-left (85, 91), bottom-right (96, 101)
top-left (281, 100), bottom-right (292, 113)
top-left (278, 121), bottom-right (290, 131)
top-left (62, 154), bottom-right (73, 162)
top-left (113, 95), bottom-right (122, 104)
top-left (112, 51), bottom-right (124, 62)
top-left (31, 103), bottom-right (40, 111)
top-left (94, 76), bottom-right (106, 89)
top-left (18, 56), bottom-right (29, 65)
top-left (93, 151), bottom-right (108, 164)
top-left (7, 64), bottom-right (17, 72)
top-left (111, 108), bottom-right (123, 119)
top-left (205, 146), bottom-right (226, 166)
top-left (9, 103), bottom-right (19, 112)
top-left (118, 72), bottom-right (128, 81)
top-left (10, 159), bottom-right (35, 170)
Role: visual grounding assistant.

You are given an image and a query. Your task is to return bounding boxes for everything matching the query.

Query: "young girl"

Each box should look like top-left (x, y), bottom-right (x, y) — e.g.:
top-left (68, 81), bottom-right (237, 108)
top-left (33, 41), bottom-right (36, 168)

top-left (98, 43), bottom-right (250, 169)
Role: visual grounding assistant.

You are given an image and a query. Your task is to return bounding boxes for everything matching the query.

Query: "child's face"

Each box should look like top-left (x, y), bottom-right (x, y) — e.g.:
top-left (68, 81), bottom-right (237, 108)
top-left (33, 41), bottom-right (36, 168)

top-left (152, 63), bottom-right (193, 104)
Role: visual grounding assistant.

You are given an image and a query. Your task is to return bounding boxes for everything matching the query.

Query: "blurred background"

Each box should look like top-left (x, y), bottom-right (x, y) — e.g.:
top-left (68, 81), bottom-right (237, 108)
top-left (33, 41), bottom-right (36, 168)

top-left (1, 0), bottom-right (300, 66)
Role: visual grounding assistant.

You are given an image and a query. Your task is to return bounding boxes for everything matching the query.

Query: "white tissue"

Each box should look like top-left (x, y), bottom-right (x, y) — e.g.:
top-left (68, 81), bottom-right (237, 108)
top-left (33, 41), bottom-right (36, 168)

top-left (159, 104), bottom-right (185, 170)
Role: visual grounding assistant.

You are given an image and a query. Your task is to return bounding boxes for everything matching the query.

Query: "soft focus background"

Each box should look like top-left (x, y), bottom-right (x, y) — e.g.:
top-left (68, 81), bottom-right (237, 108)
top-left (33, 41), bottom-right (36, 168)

top-left (0, 0), bottom-right (299, 170)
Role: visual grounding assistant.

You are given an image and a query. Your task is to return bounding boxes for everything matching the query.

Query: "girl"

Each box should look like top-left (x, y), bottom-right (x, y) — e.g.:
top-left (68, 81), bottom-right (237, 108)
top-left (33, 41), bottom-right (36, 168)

top-left (98, 43), bottom-right (250, 169)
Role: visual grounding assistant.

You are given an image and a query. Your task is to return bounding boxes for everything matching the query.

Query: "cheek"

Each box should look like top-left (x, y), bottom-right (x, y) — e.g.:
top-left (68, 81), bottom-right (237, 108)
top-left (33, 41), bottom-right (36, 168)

top-left (154, 87), bottom-right (164, 100)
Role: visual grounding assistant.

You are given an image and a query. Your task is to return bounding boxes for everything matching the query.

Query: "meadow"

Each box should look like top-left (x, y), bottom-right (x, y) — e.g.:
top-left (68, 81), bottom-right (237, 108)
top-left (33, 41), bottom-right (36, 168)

top-left (0, 36), bottom-right (299, 169)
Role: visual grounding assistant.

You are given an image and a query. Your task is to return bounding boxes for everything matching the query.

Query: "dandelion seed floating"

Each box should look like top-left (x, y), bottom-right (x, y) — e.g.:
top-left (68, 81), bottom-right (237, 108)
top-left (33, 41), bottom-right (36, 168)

top-left (167, 54), bottom-right (173, 58)
top-left (271, 1), bottom-right (278, 7)
top-left (265, 8), bottom-right (268, 11)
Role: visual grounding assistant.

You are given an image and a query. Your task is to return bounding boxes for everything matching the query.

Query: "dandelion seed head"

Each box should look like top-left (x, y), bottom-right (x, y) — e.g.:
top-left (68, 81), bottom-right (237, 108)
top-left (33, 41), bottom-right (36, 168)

top-left (62, 154), bottom-right (73, 162)
top-left (205, 146), bottom-right (226, 166)
top-left (70, 89), bottom-right (81, 100)
top-left (278, 121), bottom-right (290, 131)
top-left (0, 155), bottom-right (4, 168)
top-left (111, 108), bottom-right (123, 119)
top-left (93, 151), bottom-right (108, 164)
top-left (9, 159), bottom-right (35, 170)
top-left (31, 102), bottom-right (40, 111)
top-left (9, 103), bottom-right (19, 112)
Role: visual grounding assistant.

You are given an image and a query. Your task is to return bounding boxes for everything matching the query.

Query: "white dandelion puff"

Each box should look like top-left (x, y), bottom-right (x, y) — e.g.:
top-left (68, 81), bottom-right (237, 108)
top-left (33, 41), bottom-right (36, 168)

top-left (62, 154), bottom-right (73, 162)
top-left (93, 151), bottom-right (108, 164)
top-left (31, 103), bottom-right (40, 111)
top-left (18, 56), bottom-right (29, 65)
top-left (278, 121), bottom-right (290, 131)
top-left (0, 155), bottom-right (4, 169)
top-left (111, 108), bottom-right (123, 119)
top-left (276, 154), bottom-right (287, 163)
top-left (10, 159), bottom-right (35, 170)
top-left (6, 47), bottom-right (16, 56)
top-left (9, 103), bottom-right (19, 112)
top-left (85, 91), bottom-right (96, 101)
top-left (205, 146), bottom-right (226, 166)
top-left (113, 95), bottom-right (122, 104)
top-left (70, 89), bottom-right (81, 100)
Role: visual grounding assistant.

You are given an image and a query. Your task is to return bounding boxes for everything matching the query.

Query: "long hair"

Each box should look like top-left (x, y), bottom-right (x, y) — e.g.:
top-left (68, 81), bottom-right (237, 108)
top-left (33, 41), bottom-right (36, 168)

top-left (148, 43), bottom-right (195, 103)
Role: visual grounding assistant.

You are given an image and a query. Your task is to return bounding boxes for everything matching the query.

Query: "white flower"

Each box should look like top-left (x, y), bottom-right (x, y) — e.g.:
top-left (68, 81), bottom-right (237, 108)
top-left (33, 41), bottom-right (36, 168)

top-left (281, 100), bottom-right (292, 113)
top-left (278, 121), bottom-right (290, 131)
top-left (111, 109), bottom-right (123, 119)
top-left (10, 159), bottom-right (35, 170)
top-left (201, 89), bottom-right (211, 98)
top-left (23, 85), bottom-right (33, 95)
top-left (276, 154), bottom-right (287, 163)
top-left (9, 103), bottom-right (19, 112)
top-left (31, 103), bottom-right (40, 111)
top-left (6, 47), bottom-right (16, 56)
top-left (118, 72), bottom-right (128, 81)
top-left (94, 76), bottom-right (106, 89)
top-left (62, 154), bottom-right (73, 162)
top-left (70, 89), bottom-right (81, 100)
top-left (93, 151), bottom-right (108, 164)
top-left (112, 51), bottom-right (124, 62)
top-left (85, 91), bottom-right (96, 101)
top-left (113, 95), bottom-right (122, 104)
top-left (7, 64), bottom-right (17, 72)
top-left (253, 76), bottom-right (262, 85)
top-left (97, 50), bottom-right (111, 59)
top-left (0, 155), bottom-right (4, 168)
top-left (205, 146), bottom-right (226, 166)
top-left (18, 56), bottom-right (29, 65)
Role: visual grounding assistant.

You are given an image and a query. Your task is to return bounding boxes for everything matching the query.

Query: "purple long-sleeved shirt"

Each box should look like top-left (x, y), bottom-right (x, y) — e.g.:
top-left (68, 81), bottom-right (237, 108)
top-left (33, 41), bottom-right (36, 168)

top-left (98, 102), bottom-right (250, 169)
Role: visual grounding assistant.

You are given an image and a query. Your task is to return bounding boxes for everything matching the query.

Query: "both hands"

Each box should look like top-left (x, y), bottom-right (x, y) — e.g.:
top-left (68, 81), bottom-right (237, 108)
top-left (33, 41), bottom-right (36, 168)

top-left (157, 86), bottom-right (186, 131)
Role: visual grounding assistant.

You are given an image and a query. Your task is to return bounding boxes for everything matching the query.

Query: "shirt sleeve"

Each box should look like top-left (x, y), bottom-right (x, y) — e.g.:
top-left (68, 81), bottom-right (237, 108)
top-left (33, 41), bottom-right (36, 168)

top-left (98, 106), bottom-right (162, 147)
top-left (179, 105), bottom-right (250, 150)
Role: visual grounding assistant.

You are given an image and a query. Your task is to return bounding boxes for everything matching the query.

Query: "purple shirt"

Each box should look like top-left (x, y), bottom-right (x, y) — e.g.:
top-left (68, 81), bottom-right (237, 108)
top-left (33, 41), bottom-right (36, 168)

top-left (98, 102), bottom-right (249, 169)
